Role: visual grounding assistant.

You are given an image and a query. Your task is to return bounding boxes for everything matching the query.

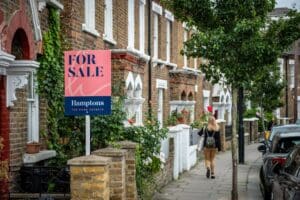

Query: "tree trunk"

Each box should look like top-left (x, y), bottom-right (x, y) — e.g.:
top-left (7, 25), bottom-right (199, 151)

top-left (231, 88), bottom-right (238, 200)
top-left (238, 87), bottom-right (245, 164)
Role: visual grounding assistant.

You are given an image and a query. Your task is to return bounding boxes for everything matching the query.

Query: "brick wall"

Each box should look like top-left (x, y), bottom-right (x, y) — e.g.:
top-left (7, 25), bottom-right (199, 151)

top-left (93, 148), bottom-right (127, 200)
top-left (0, 1), bottom-right (52, 195)
top-left (154, 137), bottom-right (174, 189)
top-left (60, 0), bottom-right (209, 125)
top-left (68, 155), bottom-right (111, 200)
top-left (118, 141), bottom-right (138, 200)
top-left (9, 88), bottom-right (28, 192)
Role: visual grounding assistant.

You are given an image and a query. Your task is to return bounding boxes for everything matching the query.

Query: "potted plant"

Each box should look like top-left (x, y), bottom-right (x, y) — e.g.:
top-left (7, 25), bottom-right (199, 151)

top-left (26, 141), bottom-right (41, 154)
top-left (176, 112), bottom-right (184, 123)
top-left (128, 114), bottom-right (136, 125)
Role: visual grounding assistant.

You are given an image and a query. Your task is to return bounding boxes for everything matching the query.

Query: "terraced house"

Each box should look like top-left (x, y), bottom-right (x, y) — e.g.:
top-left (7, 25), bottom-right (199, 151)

top-left (0, 0), bottom-right (232, 199)
top-left (61, 0), bottom-right (212, 126)
top-left (269, 8), bottom-right (300, 124)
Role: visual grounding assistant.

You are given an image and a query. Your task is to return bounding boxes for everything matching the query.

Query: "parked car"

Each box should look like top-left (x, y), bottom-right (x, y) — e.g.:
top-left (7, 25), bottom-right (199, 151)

top-left (271, 146), bottom-right (300, 200)
top-left (258, 131), bottom-right (300, 200)
top-left (259, 124), bottom-right (300, 154)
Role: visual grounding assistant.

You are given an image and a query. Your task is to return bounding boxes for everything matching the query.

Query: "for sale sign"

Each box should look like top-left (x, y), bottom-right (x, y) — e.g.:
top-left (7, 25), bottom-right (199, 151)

top-left (64, 50), bottom-right (111, 115)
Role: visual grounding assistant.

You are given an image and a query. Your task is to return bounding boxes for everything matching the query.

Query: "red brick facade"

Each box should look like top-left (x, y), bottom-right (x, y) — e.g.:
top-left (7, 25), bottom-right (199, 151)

top-left (0, 0), bottom-right (53, 197)
top-left (60, 0), bottom-right (208, 125)
top-left (0, 0), bottom-right (211, 198)
top-left (278, 45), bottom-right (300, 123)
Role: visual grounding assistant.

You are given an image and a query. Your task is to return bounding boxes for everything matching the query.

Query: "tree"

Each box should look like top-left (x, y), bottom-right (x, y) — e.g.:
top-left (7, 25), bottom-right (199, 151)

top-left (162, 1), bottom-right (300, 199)
top-left (246, 63), bottom-right (284, 113)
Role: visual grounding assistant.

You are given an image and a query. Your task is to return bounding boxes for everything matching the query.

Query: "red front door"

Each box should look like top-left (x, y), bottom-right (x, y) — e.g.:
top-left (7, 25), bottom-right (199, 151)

top-left (0, 75), bottom-right (9, 199)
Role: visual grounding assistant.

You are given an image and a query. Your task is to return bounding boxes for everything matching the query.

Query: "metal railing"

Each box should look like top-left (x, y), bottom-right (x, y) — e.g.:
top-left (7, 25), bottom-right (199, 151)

top-left (9, 166), bottom-right (70, 200)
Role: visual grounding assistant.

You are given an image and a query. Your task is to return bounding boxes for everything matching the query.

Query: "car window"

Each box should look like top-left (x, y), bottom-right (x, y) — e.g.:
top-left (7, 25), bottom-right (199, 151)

top-left (274, 137), bottom-right (300, 153)
top-left (270, 126), bottom-right (300, 141)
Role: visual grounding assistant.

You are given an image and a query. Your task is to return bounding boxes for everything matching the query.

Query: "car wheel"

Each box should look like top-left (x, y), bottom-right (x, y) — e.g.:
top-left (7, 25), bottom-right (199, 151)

top-left (259, 167), bottom-right (270, 200)
top-left (264, 190), bottom-right (271, 200)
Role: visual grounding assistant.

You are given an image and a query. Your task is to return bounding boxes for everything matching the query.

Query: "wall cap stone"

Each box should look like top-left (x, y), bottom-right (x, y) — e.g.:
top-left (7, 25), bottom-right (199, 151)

top-left (117, 140), bottom-right (137, 149)
top-left (23, 150), bottom-right (56, 165)
top-left (243, 117), bottom-right (259, 121)
top-left (176, 124), bottom-right (190, 129)
top-left (67, 155), bottom-right (111, 166)
top-left (168, 126), bottom-right (182, 132)
top-left (92, 147), bottom-right (127, 157)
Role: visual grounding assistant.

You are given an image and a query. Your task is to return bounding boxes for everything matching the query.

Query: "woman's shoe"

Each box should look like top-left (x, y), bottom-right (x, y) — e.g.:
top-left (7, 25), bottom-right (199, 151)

top-left (206, 168), bottom-right (210, 178)
top-left (211, 174), bottom-right (215, 179)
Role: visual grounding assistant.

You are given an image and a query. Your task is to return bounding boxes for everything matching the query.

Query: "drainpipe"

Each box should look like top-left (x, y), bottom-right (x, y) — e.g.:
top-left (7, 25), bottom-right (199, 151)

top-left (147, 0), bottom-right (152, 114)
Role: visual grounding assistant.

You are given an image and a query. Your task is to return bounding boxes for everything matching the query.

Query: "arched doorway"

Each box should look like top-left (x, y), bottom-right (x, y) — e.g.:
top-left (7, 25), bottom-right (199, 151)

top-left (11, 28), bottom-right (30, 60)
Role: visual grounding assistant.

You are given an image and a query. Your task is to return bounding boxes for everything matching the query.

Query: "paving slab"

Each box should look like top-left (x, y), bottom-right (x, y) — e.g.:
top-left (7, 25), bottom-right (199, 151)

top-left (154, 143), bottom-right (263, 200)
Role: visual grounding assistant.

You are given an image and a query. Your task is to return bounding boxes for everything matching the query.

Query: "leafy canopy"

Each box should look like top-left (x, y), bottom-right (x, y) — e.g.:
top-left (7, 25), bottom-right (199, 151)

top-left (163, 0), bottom-right (300, 89)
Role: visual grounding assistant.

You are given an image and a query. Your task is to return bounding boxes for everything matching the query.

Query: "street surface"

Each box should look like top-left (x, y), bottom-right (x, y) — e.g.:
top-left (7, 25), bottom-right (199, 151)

top-left (155, 143), bottom-right (263, 200)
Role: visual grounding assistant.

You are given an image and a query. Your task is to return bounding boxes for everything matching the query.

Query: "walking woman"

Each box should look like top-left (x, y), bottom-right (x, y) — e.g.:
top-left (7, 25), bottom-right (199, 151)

top-left (198, 116), bottom-right (221, 179)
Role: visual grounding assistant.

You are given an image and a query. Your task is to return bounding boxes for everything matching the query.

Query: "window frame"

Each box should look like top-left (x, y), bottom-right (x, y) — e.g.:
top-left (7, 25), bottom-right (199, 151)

top-left (104, 0), bottom-right (116, 44)
top-left (82, 0), bottom-right (100, 37)
top-left (139, 0), bottom-right (146, 53)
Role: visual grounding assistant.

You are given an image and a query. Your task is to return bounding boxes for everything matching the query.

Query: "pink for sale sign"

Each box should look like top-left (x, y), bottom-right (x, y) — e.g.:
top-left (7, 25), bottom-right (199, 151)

top-left (64, 50), bottom-right (111, 115)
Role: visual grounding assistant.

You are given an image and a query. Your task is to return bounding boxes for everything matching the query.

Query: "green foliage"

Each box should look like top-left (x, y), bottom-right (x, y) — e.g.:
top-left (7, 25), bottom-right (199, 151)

top-left (37, 8), bottom-right (86, 165)
top-left (190, 112), bottom-right (211, 129)
top-left (244, 108), bottom-right (275, 132)
top-left (246, 62), bottom-right (284, 112)
top-left (37, 7), bottom-right (65, 163)
top-left (163, 0), bottom-right (300, 89)
top-left (166, 110), bottom-right (183, 126)
top-left (124, 114), bottom-right (168, 198)
top-left (91, 96), bottom-right (127, 150)
top-left (243, 108), bottom-right (258, 118)
top-left (166, 111), bottom-right (178, 126)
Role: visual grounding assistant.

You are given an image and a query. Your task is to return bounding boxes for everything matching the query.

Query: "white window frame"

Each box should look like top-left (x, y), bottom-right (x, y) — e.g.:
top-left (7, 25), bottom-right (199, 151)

top-left (139, 0), bottom-right (146, 53)
top-left (289, 59), bottom-right (295, 88)
top-left (278, 58), bottom-right (284, 82)
top-left (203, 90), bottom-right (210, 112)
top-left (128, 0), bottom-right (135, 49)
top-left (7, 61), bottom-right (40, 143)
top-left (156, 79), bottom-right (167, 128)
top-left (152, 2), bottom-right (162, 59)
top-left (166, 20), bottom-right (171, 62)
top-left (183, 29), bottom-right (188, 67)
top-left (165, 10), bottom-right (173, 63)
top-left (82, 0), bottom-right (99, 37)
top-left (157, 89), bottom-right (164, 128)
top-left (27, 72), bottom-right (39, 142)
top-left (104, 0), bottom-right (116, 44)
top-left (153, 13), bottom-right (159, 59)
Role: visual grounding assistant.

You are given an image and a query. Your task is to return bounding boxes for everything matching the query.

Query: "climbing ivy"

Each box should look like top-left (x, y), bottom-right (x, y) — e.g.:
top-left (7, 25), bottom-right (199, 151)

top-left (37, 7), bottom-right (64, 159)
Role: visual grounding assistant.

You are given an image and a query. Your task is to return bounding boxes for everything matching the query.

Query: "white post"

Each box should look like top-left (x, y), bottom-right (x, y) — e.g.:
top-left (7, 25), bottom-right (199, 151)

top-left (85, 115), bottom-right (91, 155)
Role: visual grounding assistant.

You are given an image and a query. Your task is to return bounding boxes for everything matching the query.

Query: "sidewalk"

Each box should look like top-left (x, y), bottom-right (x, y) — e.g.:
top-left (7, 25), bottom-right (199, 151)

top-left (154, 143), bottom-right (263, 200)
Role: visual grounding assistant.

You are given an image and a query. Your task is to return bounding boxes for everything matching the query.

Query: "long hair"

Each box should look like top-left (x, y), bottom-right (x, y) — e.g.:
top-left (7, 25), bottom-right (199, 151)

top-left (207, 116), bottom-right (219, 132)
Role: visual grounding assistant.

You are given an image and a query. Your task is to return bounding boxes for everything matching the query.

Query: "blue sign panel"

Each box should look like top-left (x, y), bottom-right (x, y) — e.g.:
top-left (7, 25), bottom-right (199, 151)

top-left (64, 96), bottom-right (111, 116)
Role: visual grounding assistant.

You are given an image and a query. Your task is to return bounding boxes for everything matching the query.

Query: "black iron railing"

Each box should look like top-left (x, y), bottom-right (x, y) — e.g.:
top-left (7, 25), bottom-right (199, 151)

top-left (10, 166), bottom-right (70, 199)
